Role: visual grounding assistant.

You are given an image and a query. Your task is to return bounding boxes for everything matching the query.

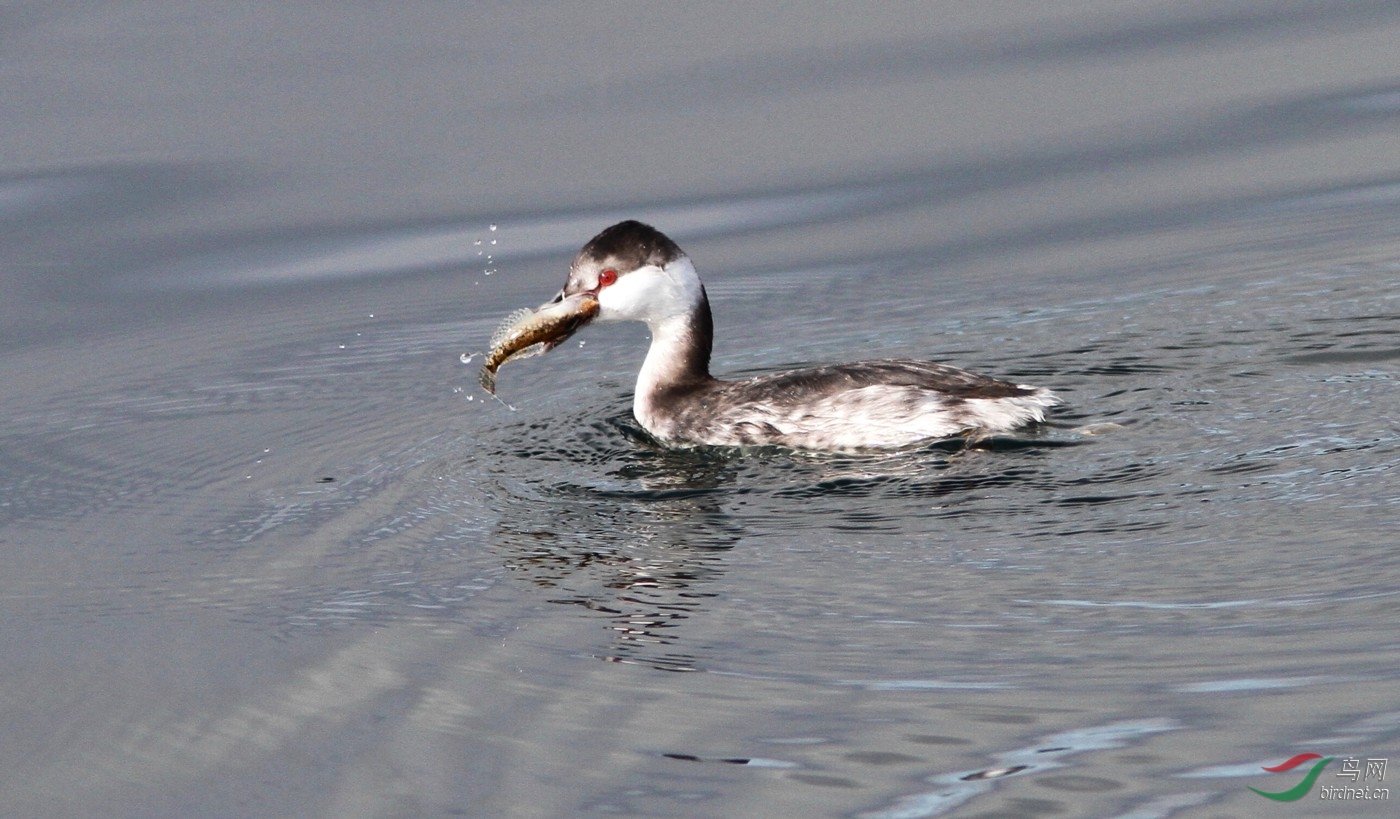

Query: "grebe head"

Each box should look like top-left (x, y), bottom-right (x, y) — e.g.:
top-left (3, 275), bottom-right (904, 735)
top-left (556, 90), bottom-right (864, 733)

top-left (553, 220), bottom-right (703, 327)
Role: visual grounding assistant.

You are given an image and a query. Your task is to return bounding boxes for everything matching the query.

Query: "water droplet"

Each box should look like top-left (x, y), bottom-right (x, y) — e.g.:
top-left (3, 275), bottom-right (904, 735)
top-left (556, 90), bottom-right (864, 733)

top-left (473, 239), bottom-right (482, 246)
top-left (488, 224), bottom-right (498, 231)
top-left (489, 239), bottom-right (497, 245)
top-left (459, 352), bottom-right (474, 364)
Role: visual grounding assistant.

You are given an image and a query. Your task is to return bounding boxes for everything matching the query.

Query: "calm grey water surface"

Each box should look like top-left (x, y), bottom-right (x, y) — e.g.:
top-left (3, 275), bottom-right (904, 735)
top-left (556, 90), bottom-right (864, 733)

top-left (3, 4), bottom-right (1400, 818)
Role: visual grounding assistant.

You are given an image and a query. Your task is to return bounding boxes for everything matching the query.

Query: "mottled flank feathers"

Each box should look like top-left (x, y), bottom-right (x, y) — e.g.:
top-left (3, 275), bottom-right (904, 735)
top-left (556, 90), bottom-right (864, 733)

top-left (640, 360), bottom-right (1059, 450)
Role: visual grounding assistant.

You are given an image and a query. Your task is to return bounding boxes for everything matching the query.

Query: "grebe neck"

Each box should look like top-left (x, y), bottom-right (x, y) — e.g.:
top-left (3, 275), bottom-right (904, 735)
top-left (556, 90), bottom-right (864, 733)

top-left (635, 288), bottom-right (715, 421)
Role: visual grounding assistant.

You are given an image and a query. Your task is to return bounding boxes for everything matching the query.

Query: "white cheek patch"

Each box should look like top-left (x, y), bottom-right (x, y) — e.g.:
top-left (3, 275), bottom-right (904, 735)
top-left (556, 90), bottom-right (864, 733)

top-left (596, 260), bottom-right (702, 324)
top-left (597, 268), bottom-right (660, 320)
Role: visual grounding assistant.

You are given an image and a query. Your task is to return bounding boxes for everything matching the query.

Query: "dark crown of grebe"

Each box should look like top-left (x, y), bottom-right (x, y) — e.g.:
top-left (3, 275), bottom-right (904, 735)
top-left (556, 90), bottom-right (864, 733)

top-left (557, 220), bottom-right (1060, 451)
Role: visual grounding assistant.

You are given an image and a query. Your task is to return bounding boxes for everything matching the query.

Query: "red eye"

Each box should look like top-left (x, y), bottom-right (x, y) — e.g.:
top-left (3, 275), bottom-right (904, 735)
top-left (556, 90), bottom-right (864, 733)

top-left (598, 268), bottom-right (618, 287)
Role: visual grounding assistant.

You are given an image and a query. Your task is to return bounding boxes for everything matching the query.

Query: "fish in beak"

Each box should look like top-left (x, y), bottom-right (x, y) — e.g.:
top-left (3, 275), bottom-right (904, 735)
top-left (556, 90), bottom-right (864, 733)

top-left (477, 292), bottom-right (599, 395)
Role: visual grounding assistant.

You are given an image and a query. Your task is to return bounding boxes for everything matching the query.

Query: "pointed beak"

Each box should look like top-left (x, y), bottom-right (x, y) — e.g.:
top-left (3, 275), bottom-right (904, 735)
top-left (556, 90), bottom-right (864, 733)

top-left (552, 280), bottom-right (601, 304)
top-left (541, 289), bottom-right (598, 321)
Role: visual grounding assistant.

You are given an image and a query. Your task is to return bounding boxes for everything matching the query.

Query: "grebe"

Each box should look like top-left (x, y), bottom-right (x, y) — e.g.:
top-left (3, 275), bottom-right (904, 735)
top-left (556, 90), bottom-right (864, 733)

top-left (487, 220), bottom-right (1060, 451)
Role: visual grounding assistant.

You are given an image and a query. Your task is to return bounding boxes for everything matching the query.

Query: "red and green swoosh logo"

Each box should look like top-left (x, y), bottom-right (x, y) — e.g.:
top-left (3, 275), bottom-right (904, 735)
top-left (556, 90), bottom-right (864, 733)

top-left (1249, 753), bottom-right (1334, 801)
